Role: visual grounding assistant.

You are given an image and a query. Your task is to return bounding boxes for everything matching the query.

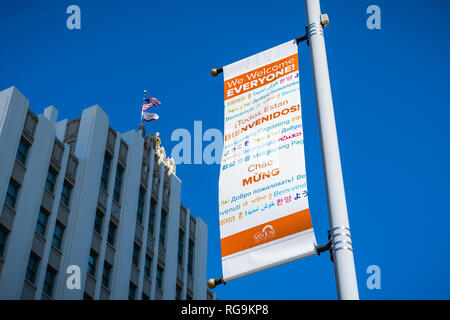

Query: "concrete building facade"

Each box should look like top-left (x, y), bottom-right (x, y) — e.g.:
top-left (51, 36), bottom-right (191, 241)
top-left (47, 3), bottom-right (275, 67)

top-left (0, 86), bottom-right (212, 300)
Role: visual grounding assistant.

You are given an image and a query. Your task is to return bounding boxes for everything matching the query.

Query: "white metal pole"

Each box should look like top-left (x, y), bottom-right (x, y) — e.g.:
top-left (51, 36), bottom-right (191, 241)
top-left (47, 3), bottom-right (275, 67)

top-left (304, 0), bottom-right (359, 300)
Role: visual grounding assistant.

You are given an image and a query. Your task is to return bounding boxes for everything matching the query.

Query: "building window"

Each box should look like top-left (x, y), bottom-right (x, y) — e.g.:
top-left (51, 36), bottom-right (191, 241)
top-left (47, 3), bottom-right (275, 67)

top-left (94, 210), bottom-right (104, 234)
top-left (128, 282), bottom-right (137, 300)
top-left (176, 285), bottom-right (182, 300)
top-left (100, 152), bottom-right (112, 190)
top-left (178, 230), bottom-right (185, 266)
top-left (137, 187), bottom-right (145, 224)
top-left (43, 266), bottom-right (57, 296)
top-left (144, 255), bottom-right (152, 278)
top-left (188, 240), bottom-right (194, 276)
top-left (142, 292), bottom-right (150, 300)
top-left (156, 265), bottom-right (164, 289)
top-left (60, 181), bottom-right (72, 207)
top-left (148, 198), bottom-right (157, 235)
top-left (159, 208), bottom-right (168, 247)
top-left (102, 262), bottom-right (112, 289)
top-left (132, 244), bottom-right (141, 268)
top-left (87, 250), bottom-right (98, 276)
top-left (107, 222), bottom-right (117, 247)
top-left (52, 222), bottom-right (65, 249)
top-left (45, 167), bottom-right (58, 194)
top-left (25, 252), bottom-right (40, 283)
top-left (186, 293), bottom-right (193, 300)
top-left (0, 227), bottom-right (9, 258)
top-left (16, 138), bottom-right (30, 165)
top-left (83, 292), bottom-right (93, 300)
top-left (35, 208), bottom-right (49, 236)
top-left (5, 179), bottom-right (20, 209)
top-left (113, 165), bottom-right (124, 203)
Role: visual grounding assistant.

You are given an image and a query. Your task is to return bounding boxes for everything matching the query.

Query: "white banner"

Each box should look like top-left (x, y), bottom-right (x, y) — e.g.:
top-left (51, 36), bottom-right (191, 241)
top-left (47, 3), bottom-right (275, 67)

top-left (219, 40), bottom-right (317, 281)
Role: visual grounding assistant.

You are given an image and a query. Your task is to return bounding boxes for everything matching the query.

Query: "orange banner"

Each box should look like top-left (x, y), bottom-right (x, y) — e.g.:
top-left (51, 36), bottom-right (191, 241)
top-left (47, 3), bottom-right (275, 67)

top-left (224, 54), bottom-right (298, 100)
top-left (220, 40), bottom-right (316, 281)
top-left (220, 209), bottom-right (313, 257)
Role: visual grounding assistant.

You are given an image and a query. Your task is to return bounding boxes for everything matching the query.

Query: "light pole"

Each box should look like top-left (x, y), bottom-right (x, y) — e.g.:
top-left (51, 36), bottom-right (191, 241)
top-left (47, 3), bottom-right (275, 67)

top-left (305, 0), bottom-right (359, 300)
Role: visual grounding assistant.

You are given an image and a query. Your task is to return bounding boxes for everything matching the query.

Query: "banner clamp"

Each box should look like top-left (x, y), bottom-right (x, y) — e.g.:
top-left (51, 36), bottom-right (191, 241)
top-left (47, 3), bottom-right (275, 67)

top-left (327, 227), bottom-right (354, 263)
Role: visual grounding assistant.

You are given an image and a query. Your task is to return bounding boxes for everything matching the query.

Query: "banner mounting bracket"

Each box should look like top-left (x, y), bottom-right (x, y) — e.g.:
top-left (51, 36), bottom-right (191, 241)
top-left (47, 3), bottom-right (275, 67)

top-left (207, 276), bottom-right (226, 289)
top-left (295, 33), bottom-right (308, 45)
top-left (315, 241), bottom-right (332, 256)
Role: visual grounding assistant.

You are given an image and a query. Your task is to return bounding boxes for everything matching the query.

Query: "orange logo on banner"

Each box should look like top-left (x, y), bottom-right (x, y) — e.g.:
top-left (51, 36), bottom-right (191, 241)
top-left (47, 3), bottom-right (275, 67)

top-left (220, 209), bottom-right (313, 257)
top-left (224, 54), bottom-right (299, 100)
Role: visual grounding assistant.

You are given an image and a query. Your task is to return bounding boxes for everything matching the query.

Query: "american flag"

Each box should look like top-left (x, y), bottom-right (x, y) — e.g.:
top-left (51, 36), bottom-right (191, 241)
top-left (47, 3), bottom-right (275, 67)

top-left (142, 103), bottom-right (152, 111)
top-left (142, 97), bottom-right (161, 111)
top-left (143, 97), bottom-right (161, 106)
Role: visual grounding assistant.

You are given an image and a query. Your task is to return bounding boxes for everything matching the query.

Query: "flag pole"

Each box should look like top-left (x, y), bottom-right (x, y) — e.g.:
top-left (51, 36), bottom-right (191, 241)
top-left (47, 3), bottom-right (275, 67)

top-left (141, 89), bottom-right (147, 125)
top-left (138, 90), bottom-right (147, 136)
top-left (304, 0), bottom-right (359, 300)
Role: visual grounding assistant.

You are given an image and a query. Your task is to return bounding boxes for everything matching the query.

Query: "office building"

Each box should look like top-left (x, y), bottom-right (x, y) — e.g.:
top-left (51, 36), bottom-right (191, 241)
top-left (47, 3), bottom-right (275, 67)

top-left (0, 86), bottom-right (211, 300)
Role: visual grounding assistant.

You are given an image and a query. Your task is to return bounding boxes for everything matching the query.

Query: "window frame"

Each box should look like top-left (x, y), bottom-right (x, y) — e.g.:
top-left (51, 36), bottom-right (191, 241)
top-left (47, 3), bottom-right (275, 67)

top-left (188, 239), bottom-right (194, 276)
top-left (51, 222), bottom-right (65, 249)
top-left (100, 152), bottom-right (112, 191)
top-left (87, 250), bottom-right (98, 277)
top-left (5, 179), bottom-right (20, 209)
top-left (60, 181), bottom-right (72, 207)
top-left (148, 198), bottom-right (157, 235)
top-left (128, 282), bottom-right (137, 300)
top-left (36, 208), bottom-right (49, 236)
top-left (0, 227), bottom-right (9, 258)
top-left (113, 165), bottom-right (124, 203)
top-left (43, 266), bottom-right (57, 296)
top-left (45, 167), bottom-right (58, 194)
top-left (178, 230), bottom-right (185, 266)
top-left (132, 244), bottom-right (141, 268)
top-left (176, 284), bottom-right (182, 300)
top-left (137, 187), bottom-right (145, 224)
top-left (144, 255), bottom-right (152, 278)
top-left (101, 262), bottom-right (112, 289)
top-left (159, 208), bottom-right (168, 247)
top-left (107, 222), bottom-right (117, 247)
top-left (83, 292), bottom-right (93, 300)
top-left (16, 138), bottom-right (31, 165)
top-left (25, 252), bottom-right (40, 284)
top-left (94, 210), bottom-right (104, 234)
top-left (156, 265), bottom-right (164, 289)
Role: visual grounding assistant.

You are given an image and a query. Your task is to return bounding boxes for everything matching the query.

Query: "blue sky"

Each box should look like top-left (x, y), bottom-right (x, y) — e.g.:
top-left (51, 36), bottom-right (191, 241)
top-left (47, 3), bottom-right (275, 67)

top-left (1, 0), bottom-right (450, 299)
